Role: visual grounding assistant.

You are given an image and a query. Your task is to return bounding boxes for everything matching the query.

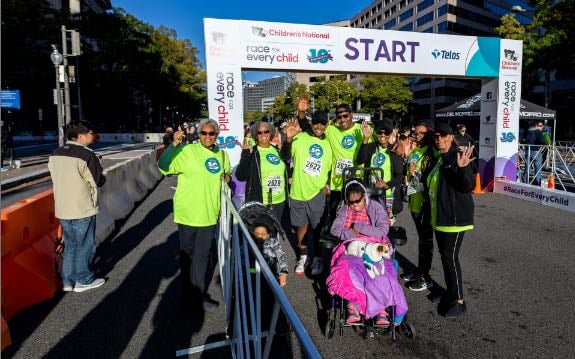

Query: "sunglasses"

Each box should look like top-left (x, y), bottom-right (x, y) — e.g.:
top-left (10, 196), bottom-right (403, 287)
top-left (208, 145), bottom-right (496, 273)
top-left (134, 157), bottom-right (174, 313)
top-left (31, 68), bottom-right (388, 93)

top-left (336, 113), bottom-right (350, 119)
top-left (377, 130), bottom-right (391, 136)
top-left (200, 131), bottom-right (217, 136)
top-left (347, 196), bottom-right (364, 206)
top-left (256, 130), bottom-right (270, 135)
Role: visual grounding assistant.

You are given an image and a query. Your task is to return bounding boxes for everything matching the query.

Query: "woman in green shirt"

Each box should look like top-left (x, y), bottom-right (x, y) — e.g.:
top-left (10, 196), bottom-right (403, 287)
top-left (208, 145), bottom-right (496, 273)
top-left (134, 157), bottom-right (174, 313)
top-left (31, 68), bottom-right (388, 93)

top-left (158, 119), bottom-right (231, 312)
top-left (236, 121), bottom-right (288, 221)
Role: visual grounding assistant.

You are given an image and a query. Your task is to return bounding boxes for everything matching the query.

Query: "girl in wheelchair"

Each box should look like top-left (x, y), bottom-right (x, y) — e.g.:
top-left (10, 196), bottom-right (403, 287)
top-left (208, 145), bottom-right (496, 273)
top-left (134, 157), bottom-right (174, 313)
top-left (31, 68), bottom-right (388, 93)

top-left (326, 181), bottom-right (408, 326)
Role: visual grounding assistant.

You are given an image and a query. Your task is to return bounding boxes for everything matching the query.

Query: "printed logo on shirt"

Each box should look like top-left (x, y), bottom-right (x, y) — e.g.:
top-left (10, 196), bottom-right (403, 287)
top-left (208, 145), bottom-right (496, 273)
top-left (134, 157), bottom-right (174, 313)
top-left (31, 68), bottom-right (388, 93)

top-left (266, 153), bottom-right (281, 165)
top-left (408, 152), bottom-right (421, 164)
top-left (372, 153), bottom-right (386, 167)
top-left (205, 158), bottom-right (221, 174)
top-left (341, 135), bottom-right (355, 149)
top-left (308, 144), bottom-right (324, 159)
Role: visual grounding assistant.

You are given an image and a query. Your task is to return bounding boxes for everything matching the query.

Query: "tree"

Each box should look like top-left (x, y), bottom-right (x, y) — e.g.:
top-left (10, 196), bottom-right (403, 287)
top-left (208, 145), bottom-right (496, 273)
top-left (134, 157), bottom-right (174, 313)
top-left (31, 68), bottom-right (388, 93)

top-left (310, 76), bottom-right (358, 111)
top-left (495, 1), bottom-right (575, 99)
top-left (244, 110), bottom-right (266, 123)
top-left (359, 75), bottom-right (412, 120)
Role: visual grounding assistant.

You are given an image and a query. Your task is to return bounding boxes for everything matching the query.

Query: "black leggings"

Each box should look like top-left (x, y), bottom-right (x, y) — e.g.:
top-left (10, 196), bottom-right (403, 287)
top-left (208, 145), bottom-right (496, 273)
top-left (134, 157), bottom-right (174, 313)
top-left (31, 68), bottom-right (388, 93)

top-left (411, 203), bottom-right (434, 278)
top-left (435, 230), bottom-right (465, 302)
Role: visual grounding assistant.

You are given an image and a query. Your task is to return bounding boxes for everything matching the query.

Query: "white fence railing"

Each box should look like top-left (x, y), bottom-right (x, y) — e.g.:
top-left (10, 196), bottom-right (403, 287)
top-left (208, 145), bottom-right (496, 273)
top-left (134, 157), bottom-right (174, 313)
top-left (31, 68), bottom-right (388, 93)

top-left (176, 183), bottom-right (321, 359)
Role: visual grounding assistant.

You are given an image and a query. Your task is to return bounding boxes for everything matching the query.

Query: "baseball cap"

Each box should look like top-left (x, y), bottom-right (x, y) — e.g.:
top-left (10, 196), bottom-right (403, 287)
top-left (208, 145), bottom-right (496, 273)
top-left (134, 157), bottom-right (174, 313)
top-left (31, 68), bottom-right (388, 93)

top-left (435, 122), bottom-right (454, 135)
top-left (335, 103), bottom-right (352, 114)
top-left (374, 120), bottom-right (393, 133)
top-left (311, 111), bottom-right (329, 125)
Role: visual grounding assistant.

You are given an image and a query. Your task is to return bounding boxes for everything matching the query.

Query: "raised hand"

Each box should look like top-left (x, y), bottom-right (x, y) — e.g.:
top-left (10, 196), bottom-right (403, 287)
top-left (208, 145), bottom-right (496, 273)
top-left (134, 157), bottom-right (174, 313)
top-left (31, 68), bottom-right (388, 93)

top-left (297, 97), bottom-right (310, 113)
top-left (241, 137), bottom-right (253, 153)
top-left (284, 118), bottom-right (301, 140)
top-left (172, 126), bottom-right (185, 147)
top-left (361, 121), bottom-right (373, 138)
top-left (457, 145), bottom-right (476, 167)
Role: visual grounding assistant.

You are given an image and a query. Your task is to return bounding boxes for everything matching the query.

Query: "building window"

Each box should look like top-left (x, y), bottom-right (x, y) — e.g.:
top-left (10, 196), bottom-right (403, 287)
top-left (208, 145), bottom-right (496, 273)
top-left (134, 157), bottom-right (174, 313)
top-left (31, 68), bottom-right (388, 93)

top-left (384, 18), bottom-right (397, 29)
top-left (400, 23), bottom-right (413, 31)
top-left (438, 4), bottom-right (448, 16)
top-left (422, 26), bottom-right (434, 33)
top-left (416, 12), bottom-right (434, 27)
top-left (417, 0), bottom-right (434, 12)
top-left (400, 8), bottom-right (414, 22)
top-left (437, 21), bottom-right (448, 33)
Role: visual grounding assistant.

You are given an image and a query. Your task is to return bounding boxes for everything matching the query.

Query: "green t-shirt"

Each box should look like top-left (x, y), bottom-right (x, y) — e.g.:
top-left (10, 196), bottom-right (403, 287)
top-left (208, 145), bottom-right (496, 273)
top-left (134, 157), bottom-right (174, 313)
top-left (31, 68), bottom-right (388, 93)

top-left (325, 123), bottom-right (364, 191)
top-left (370, 145), bottom-right (393, 199)
top-left (158, 143), bottom-right (231, 226)
top-left (427, 155), bottom-right (474, 232)
top-left (289, 133), bottom-right (333, 201)
top-left (406, 146), bottom-right (429, 214)
top-left (257, 146), bottom-right (286, 205)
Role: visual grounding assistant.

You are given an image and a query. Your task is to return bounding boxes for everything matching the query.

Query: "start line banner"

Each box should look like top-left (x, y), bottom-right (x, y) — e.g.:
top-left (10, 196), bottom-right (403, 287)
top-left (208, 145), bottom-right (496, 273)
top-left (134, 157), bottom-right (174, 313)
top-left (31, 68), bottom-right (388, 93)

top-left (494, 180), bottom-right (575, 213)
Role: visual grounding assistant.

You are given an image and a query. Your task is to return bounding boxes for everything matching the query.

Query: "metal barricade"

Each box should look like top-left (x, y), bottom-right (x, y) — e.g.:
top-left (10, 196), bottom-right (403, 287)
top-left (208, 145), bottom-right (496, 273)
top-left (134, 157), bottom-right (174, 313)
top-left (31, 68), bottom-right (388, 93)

top-left (176, 183), bottom-right (321, 359)
top-left (517, 143), bottom-right (575, 191)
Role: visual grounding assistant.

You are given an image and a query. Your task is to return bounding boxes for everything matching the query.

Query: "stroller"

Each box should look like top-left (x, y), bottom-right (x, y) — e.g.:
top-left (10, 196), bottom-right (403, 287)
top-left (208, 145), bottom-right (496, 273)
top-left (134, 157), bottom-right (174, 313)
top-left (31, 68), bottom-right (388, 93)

top-left (322, 167), bottom-right (416, 340)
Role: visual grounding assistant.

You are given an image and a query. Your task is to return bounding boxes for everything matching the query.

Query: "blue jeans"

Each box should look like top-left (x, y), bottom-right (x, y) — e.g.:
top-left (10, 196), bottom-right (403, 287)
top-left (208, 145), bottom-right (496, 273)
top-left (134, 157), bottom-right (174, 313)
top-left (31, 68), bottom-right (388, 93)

top-left (60, 215), bottom-right (97, 287)
top-left (524, 151), bottom-right (543, 186)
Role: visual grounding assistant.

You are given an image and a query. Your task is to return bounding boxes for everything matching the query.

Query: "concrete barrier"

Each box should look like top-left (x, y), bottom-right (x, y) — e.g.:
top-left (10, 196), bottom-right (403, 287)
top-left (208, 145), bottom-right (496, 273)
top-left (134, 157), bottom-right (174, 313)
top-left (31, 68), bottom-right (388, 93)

top-left (1, 148), bottom-right (164, 348)
top-left (96, 133), bottom-right (163, 143)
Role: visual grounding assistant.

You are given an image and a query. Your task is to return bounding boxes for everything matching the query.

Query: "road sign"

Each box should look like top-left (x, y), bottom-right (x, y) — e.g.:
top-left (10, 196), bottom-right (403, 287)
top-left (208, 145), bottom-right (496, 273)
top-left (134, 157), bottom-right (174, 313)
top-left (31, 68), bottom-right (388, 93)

top-left (1, 90), bottom-right (21, 110)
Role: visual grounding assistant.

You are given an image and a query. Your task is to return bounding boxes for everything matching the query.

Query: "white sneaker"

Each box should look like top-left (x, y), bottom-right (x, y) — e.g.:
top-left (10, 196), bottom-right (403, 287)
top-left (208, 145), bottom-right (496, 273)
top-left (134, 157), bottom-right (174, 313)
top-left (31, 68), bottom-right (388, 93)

top-left (73, 278), bottom-right (105, 293)
top-left (311, 257), bottom-right (323, 276)
top-left (295, 255), bottom-right (307, 275)
top-left (62, 285), bottom-right (74, 292)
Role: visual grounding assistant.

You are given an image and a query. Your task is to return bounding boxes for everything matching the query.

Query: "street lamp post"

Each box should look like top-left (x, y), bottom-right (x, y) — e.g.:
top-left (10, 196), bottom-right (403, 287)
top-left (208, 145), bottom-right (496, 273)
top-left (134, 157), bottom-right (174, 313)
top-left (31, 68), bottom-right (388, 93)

top-left (51, 45), bottom-right (65, 147)
top-left (61, 26), bottom-right (72, 126)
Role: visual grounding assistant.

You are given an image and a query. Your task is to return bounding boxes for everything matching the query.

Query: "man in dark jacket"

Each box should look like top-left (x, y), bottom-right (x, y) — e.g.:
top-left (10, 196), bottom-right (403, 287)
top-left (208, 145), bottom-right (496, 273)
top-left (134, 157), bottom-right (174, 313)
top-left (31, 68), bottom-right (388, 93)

top-left (525, 120), bottom-right (546, 186)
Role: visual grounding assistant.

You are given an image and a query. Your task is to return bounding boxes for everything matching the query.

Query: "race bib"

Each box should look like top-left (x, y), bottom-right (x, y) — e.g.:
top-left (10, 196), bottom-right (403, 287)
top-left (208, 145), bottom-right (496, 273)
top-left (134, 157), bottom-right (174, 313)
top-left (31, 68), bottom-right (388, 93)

top-left (335, 158), bottom-right (353, 176)
top-left (266, 176), bottom-right (282, 193)
top-left (304, 157), bottom-right (322, 177)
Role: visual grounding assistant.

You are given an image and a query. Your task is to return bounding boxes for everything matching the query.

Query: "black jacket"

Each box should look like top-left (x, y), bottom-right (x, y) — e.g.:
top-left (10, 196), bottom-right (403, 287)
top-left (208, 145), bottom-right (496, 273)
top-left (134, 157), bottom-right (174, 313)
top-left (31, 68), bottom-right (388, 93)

top-left (235, 145), bottom-right (288, 203)
top-left (433, 147), bottom-right (475, 227)
top-left (357, 142), bottom-right (404, 188)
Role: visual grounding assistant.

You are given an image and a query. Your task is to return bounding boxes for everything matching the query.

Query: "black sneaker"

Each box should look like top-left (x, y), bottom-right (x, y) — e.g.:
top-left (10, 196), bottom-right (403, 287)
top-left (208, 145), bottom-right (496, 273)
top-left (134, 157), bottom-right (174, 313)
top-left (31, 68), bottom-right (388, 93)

top-left (444, 302), bottom-right (466, 319)
top-left (408, 277), bottom-right (433, 292)
top-left (400, 273), bottom-right (418, 282)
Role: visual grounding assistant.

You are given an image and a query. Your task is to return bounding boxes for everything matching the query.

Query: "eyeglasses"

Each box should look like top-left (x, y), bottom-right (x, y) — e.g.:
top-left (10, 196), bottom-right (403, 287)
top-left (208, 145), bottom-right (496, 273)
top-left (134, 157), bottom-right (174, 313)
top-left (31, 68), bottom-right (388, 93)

top-left (336, 113), bottom-right (350, 119)
top-left (377, 130), bottom-right (391, 136)
top-left (200, 131), bottom-right (217, 136)
top-left (414, 131), bottom-right (427, 136)
top-left (347, 196), bottom-right (364, 206)
top-left (434, 133), bottom-right (450, 139)
top-left (256, 130), bottom-right (270, 135)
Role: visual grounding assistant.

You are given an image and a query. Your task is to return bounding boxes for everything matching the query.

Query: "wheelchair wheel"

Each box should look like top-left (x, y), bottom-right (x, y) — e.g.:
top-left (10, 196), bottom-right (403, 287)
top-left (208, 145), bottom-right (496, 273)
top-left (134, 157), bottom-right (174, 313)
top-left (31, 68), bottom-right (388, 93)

top-left (397, 320), bottom-right (416, 339)
top-left (324, 318), bottom-right (336, 339)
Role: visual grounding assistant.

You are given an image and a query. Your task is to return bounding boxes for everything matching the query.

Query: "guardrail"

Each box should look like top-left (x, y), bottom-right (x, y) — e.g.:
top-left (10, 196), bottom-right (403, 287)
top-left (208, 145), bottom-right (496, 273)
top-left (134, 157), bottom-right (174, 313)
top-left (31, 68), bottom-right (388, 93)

top-left (176, 183), bottom-right (321, 359)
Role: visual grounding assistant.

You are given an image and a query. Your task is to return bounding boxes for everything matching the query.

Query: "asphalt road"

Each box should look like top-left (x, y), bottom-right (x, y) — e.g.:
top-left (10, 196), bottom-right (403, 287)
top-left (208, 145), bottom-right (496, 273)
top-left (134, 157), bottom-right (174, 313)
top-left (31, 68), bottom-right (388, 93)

top-left (3, 176), bottom-right (575, 358)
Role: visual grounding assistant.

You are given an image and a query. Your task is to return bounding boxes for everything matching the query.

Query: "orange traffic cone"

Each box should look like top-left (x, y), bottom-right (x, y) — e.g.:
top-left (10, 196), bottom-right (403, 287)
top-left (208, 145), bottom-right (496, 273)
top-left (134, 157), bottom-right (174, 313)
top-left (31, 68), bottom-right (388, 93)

top-left (547, 175), bottom-right (555, 189)
top-left (472, 173), bottom-right (484, 194)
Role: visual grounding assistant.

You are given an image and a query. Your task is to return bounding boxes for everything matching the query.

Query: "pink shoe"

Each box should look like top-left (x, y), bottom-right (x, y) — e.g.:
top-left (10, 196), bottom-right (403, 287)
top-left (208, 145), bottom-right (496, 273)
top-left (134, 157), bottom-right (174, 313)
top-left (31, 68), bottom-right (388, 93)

top-left (346, 303), bottom-right (361, 324)
top-left (375, 310), bottom-right (390, 325)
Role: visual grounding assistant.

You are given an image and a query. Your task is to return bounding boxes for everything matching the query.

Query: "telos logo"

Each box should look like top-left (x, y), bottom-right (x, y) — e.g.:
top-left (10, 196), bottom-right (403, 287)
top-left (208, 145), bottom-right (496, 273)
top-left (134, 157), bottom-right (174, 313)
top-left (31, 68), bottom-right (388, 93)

top-left (431, 49), bottom-right (460, 60)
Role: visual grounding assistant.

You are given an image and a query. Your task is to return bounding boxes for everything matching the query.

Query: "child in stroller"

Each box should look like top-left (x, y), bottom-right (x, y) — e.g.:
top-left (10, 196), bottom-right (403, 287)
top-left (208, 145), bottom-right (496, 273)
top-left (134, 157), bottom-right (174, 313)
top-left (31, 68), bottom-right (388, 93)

top-left (326, 180), bottom-right (408, 326)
